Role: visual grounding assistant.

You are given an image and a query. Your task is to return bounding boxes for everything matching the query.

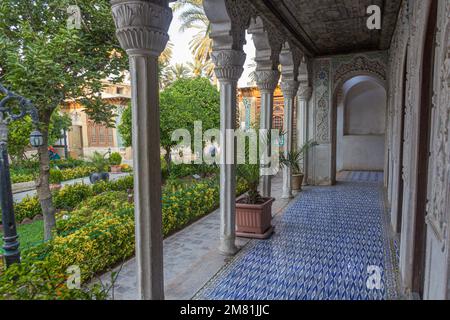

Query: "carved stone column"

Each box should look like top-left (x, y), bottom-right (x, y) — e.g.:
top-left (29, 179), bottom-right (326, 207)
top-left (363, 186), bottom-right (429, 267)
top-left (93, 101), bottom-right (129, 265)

top-left (297, 85), bottom-right (312, 184)
top-left (212, 50), bottom-right (246, 255)
top-left (254, 70), bottom-right (280, 197)
top-left (281, 80), bottom-right (299, 198)
top-left (111, 0), bottom-right (172, 300)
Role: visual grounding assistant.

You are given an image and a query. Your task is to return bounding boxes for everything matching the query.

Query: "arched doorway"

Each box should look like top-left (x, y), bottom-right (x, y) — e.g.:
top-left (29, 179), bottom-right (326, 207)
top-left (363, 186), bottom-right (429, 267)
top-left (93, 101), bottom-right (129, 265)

top-left (332, 74), bottom-right (387, 182)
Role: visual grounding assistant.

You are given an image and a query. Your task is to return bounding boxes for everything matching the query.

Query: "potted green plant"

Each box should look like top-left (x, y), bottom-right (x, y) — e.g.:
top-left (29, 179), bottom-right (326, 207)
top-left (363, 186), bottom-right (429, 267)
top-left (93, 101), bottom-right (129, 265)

top-left (280, 140), bottom-right (318, 191)
top-left (235, 131), bottom-right (274, 239)
top-left (109, 152), bottom-right (122, 174)
top-left (88, 151), bottom-right (110, 183)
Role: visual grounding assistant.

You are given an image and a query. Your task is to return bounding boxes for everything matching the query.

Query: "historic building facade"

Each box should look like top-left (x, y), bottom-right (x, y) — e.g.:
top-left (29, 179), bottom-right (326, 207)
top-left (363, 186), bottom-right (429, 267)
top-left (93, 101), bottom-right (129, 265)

top-left (109, 0), bottom-right (450, 300)
top-left (238, 86), bottom-right (297, 142)
top-left (62, 80), bottom-right (131, 159)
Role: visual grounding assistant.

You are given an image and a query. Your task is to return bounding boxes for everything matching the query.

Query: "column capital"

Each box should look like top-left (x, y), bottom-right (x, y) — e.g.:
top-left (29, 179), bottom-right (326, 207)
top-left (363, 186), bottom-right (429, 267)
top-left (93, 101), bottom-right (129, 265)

top-left (111, 0), bottom-right (172, 57)
top-left (281, 80), bottom-right (300, 99)
top-left (254, 70), bottom-right (280, 92)
top-left (211, 50), bottom-right (246, 81)
top-left (297, 85), bottom-right (313, 100)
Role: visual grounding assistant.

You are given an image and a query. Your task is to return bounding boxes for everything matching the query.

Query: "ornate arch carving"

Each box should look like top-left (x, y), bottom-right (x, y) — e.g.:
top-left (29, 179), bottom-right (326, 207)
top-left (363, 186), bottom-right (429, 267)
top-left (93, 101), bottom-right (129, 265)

top-left (425, 0), bottom-right (450, 252)
top-left (333, 55), bottom-right (387, 91)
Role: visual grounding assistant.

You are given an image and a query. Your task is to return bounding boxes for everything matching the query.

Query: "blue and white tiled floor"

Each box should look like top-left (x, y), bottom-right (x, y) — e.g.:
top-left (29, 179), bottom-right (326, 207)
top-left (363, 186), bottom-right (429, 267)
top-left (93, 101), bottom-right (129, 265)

top-left (195, 171), bottom-right (399, 300)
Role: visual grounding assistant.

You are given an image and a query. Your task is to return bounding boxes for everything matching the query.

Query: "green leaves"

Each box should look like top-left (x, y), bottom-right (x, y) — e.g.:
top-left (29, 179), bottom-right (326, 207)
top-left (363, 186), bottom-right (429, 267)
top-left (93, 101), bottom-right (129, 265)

top-left (0, 0), bottom-right (127, 126)
top-left (118, 77), bottom-right (220, 153)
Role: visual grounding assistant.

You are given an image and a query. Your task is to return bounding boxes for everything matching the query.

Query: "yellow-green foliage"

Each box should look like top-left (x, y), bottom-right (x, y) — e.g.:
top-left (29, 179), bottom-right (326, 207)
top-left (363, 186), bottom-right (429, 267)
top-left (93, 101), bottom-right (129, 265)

top-left (0, 176), bottom-right (249, 299)
top-left (0, 208), bottom-right (133, 300)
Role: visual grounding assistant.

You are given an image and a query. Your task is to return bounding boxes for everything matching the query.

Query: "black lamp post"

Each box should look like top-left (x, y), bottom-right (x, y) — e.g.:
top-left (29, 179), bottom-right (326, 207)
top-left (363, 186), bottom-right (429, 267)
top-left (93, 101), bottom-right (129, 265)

top-left (0, 84), bottom-right (43, 267)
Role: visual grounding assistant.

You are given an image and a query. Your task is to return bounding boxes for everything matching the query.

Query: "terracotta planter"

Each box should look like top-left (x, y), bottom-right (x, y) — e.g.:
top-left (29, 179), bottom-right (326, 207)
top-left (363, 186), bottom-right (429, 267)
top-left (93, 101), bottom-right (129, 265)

top-left (292, 173), bottom-right (304, 191)
top-left (236, 195), bottom-right (274, 239)
top-left (110, 165), bottom-right (122, 173)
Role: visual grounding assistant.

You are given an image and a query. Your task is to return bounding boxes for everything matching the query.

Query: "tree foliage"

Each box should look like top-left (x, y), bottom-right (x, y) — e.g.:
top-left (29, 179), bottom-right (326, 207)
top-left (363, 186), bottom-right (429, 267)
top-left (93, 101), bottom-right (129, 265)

top-left (172, 0), bottom-right (214, 79)
top-left (119, 77), bottom-right (220, 159)
top-left (0, 0), bottom-right (127, 239)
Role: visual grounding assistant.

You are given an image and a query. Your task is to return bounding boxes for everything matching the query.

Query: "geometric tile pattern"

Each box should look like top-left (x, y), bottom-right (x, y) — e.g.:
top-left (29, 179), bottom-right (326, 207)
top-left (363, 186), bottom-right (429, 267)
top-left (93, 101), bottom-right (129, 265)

top-left (194, 172), bottom-right (399, 300)
top-left (337, 170), bottom-right (384, 183)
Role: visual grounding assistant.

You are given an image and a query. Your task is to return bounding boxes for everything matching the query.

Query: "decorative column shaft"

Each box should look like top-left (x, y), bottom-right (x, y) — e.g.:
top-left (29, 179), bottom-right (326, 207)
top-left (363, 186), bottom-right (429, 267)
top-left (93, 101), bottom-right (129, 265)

top-left (111, 0), bottom-right (172, 300)
top-left (255, 70), bottom-right (280, 197)
top-left (212, 50), bottom-right (246, 255)
top-left (281, 80), bottom-right (299, 198)
top-left (297, 85), bottom-right (312, 184)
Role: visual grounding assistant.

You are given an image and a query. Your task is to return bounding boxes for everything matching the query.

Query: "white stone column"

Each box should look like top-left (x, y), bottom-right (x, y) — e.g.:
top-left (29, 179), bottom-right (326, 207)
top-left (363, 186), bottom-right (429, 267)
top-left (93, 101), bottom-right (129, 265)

top-left (111, 0), bottom-right (172, 300)
top-left (254, 70), bottom-right (280, 198)
top-left (281, 80), bottom-right (299, 198)
top-left (211, 50), bottom-right (246, 255)
top-left (297, 85), bottom-right (312, 184)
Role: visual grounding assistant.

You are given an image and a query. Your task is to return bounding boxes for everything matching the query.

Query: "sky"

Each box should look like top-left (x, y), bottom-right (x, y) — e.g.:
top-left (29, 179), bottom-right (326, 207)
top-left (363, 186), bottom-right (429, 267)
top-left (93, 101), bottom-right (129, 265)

top-left (168, 9), bottom-right (256, 88)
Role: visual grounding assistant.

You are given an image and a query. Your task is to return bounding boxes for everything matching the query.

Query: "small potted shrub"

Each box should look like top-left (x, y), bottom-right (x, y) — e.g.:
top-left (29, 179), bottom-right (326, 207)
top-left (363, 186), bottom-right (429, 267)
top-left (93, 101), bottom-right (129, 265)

top-left (280, 140), bottom-right (318, 191)
top-left (88, 151), bottom-right (110, 183)
top-left (236, 162), bottom-right (274, 239)
top-left (109, 152), bottom-right (123, 174)
top-left (235, 131), bottom-right (274, 239)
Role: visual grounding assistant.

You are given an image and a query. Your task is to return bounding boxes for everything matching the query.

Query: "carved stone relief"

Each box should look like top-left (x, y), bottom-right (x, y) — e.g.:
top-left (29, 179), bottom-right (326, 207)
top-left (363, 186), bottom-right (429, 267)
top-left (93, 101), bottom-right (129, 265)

top-left (313, 59), bottom-right (331, 143)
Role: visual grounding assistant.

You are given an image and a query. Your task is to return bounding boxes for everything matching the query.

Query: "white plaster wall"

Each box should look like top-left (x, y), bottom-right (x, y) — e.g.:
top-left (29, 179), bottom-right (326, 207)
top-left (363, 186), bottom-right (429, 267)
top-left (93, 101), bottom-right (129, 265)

top-left (337, 79), bottom-right (386, 171)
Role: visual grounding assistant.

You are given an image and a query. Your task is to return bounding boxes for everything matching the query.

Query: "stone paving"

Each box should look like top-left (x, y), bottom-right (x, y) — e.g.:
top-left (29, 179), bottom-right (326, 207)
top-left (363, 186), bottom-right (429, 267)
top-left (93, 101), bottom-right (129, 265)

top-left (96, 173), bottom-right (293, 300)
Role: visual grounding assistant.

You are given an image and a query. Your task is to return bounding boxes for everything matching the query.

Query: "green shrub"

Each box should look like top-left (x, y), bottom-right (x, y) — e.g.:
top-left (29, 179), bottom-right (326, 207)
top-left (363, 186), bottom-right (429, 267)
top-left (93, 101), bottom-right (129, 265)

top-left (58, 166), bottom-right (97, 181)
top-left (0, 174), bottom-right (249, 299)
top-left (53, 184), bottom-right (94, 210)
top-left (109, 152), bottom-right (122, 166)
top-left (49, 169), bottom-right (64, 184)
top-left (56, 191), bottom-right (131, 235)
top-left (0, 208), bottom-right (134, 300)
top-left (11, 172), bottom-right (35, 184)
top-left (14, 196), bottom-right (42, 223)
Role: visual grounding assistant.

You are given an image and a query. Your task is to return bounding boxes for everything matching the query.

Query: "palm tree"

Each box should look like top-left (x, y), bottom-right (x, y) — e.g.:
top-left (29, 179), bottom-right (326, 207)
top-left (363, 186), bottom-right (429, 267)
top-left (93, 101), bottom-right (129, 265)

top-left (170, 63), bottom-right (192, 80)
top-left (188, 60), bottom-right (207, 77)
top-left (159, 41), bottom-right (173, 66)
top-left (172, 0), bottom-right (214, 79)
top-left (159, 42), bottom-right (174, 89)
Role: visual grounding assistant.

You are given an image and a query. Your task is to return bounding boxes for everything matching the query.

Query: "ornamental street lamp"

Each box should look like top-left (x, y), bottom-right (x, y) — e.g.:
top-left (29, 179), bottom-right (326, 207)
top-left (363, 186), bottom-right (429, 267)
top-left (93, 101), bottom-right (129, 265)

top-left (0, 83), bottom-right (44, 267)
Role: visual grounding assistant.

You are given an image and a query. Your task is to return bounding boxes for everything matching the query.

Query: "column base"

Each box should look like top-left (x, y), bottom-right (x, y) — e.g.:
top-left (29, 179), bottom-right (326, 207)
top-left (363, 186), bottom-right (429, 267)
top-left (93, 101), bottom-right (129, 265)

top-left (281, 190), bottom-right (293, 199)
top-left (219, 239), bottom-right (238, 256)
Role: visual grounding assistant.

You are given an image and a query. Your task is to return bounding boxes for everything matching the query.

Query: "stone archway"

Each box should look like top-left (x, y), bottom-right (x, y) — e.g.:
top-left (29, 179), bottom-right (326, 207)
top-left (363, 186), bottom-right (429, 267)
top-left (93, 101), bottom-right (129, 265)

top-left (330, 64), bottom-right (387, 184)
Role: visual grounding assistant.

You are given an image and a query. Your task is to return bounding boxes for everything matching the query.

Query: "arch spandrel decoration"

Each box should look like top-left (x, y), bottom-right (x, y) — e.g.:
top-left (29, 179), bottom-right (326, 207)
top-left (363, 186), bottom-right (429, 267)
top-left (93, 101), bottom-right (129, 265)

top-left (332, 54), bottom-right (388, 91)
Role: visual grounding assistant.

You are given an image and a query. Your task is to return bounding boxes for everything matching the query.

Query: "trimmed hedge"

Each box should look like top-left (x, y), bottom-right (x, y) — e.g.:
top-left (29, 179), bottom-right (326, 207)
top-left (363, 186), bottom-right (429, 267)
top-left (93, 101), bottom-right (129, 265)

top-left (11, 159), bottom-right (96, 184)
top-left (56, 191), bottom-right (131, 235)
top-left (0, 208), bottom-right (134, 299)
top-left (56, 177), bottom-right (248, 238)
top-left (1, 175), bottom-right (134, 224)
top-left (0, 176), bottom-right (249, 299)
